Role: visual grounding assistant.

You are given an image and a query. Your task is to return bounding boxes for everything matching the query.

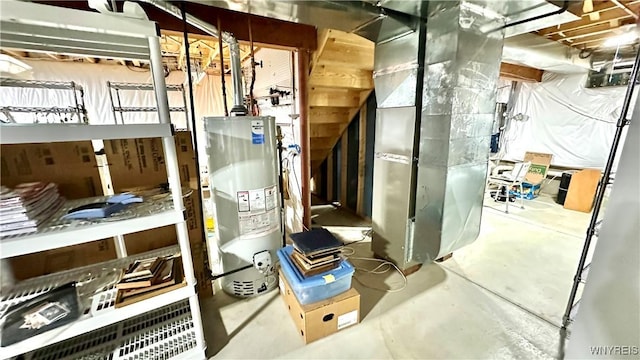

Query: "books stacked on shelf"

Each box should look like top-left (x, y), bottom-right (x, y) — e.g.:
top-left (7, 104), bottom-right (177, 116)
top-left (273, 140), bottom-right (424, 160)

top-left (115, 255), bottom-right (185, 308)
top-left (0, 182), bottom-right (64, 238)
top-left (289, 228), bottom-right (343, 278)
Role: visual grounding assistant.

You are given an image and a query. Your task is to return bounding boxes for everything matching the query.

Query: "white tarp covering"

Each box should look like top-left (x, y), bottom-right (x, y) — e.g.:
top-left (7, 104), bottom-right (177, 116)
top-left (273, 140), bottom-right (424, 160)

top-left (501, 72), bottom-right (635, 169)
top-left (0, 59), bottom-right (228, 165)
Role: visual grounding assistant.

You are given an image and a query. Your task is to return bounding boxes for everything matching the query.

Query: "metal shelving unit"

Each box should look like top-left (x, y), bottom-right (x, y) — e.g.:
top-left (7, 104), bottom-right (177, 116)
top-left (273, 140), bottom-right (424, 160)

top-left (107, 81), bottom-right (188, 125)
top-left (0, 1), bottom-right (206, 359)
top-left (0, 78), bottom-right (88, 124)
top-left (0, 247), bottom-right (195, 359)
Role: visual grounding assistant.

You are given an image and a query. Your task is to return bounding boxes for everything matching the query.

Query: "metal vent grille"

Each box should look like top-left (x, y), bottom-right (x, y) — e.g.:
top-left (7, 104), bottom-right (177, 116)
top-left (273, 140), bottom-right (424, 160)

top-left (232, 280), bottom-right (255, 296)
top-left (30, 300), bottom-right (197, 360)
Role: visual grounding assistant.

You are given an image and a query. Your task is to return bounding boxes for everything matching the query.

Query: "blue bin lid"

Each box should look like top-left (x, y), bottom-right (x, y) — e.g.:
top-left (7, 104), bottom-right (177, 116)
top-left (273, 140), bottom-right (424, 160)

top-left (277, 245), bottom-right (354, 287)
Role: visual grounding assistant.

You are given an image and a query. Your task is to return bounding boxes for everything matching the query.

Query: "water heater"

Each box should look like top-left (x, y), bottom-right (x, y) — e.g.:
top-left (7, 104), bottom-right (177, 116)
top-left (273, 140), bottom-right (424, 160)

top-left (205, 116), bottom-right (281, 297)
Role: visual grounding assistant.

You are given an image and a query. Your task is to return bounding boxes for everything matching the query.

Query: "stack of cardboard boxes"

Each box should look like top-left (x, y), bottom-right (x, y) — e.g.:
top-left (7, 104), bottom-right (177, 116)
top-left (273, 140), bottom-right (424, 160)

top-left (277, 241), bottom-right (361, 344)
top-left (1, 131), bottom-right (213, 298)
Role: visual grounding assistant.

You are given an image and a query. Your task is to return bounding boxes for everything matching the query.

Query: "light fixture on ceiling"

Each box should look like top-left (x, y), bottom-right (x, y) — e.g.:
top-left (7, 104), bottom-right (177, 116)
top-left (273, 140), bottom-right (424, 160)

top-left (0, 54), bottom-right (33, 79)
top-left (603, 31), bottom-right (639, 48)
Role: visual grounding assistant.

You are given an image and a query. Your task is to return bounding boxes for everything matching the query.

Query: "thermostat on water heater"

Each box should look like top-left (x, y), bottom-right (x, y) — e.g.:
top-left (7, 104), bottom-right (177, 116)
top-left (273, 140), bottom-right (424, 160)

top-left (253, 250), bottom-right (272, 274)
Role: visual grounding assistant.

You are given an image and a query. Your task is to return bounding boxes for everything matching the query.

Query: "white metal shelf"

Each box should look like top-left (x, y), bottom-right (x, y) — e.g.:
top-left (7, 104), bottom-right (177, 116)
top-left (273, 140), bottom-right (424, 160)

top-left (113, 106), bottom-right (187, 112)
top-left (0, 78), bottom-right (83, 90)
top-left (25, 300), bottom-right (203, 360)
top-left (108, 82), bottom-right (184, 91)
top-left (0, 246), bottom-right (198, 359)
top-left (0, 196), bottom-right (180, 259)
top-left (0, 123), bottom-right (173, 144)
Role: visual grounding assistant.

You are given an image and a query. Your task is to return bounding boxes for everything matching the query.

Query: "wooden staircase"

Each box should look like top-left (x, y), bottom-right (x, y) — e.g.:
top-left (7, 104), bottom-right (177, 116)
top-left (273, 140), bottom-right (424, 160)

top-left (308, 29), bottom-right (374, 170)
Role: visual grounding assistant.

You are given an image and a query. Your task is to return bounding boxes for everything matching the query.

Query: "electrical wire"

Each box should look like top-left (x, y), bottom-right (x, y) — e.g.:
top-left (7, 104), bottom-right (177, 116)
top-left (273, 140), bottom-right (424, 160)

top-left (248, 18), bottom-right (257, 116)
top-left (342, 247), bottom-right (407, 293)
top-left (325, 227), bottom-right (406, 293)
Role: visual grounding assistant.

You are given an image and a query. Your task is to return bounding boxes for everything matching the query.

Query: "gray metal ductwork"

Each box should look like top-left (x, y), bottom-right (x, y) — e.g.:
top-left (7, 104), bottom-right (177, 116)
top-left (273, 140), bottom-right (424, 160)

top-left (503, 33), bottom-right (592, 73)
top-left (187, 0), bottom-right (575, 270)
top-left (139, 0), bottom-right (247, 115)
top-left (368, 0), bottom-right (507, 270)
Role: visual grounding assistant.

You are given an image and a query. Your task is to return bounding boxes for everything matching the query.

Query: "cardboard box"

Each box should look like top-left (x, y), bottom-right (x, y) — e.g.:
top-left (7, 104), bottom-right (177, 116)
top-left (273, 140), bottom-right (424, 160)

top-left (279, 273), bottom-right (360, 344)
top-left (105, 130), bottom-right (204, 248)
top-left (523, 152), bottom-right (553, 185)
top-left (10, 239), bottom-right (116, 281)
top-left (564, 169), bottom-right (600, 213)
top-left (0, 141), bottom-right (102, 199)
top-left (190, 240), bottom-right (214, 299)
top-left (104, 131), bottom-right (197, 190)
top-left (124, 188), bottom-right (204, 251)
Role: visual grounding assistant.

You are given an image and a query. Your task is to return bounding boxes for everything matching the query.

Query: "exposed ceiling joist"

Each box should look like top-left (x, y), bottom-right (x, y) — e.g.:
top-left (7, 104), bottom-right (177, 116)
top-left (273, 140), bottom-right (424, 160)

top-left (1, 49), bottom-right (27, 58)
top-left (203, 46), bottom-right (219, 69)
top-left (551, 19), bottom-right (636, 41)
top-left (45, 53), bottom-right (61, 60)
top-left (568, 0), bottom-right (640, 15)
top-left (611, 0), bottom-right (640, 19)
top-left (539, 7), bottom-right (638, 36)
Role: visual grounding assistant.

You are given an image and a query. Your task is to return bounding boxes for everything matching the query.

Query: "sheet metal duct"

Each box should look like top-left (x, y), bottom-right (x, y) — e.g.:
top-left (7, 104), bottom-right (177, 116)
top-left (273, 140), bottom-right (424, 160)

top-left (139, 0), bottom-right (247, 115)
top-left (503, 33), bottom-right (592, 74)
top-left (190, 0), bottom-right (572, 269)
top-left (370, 0), bottom-right (507, 269)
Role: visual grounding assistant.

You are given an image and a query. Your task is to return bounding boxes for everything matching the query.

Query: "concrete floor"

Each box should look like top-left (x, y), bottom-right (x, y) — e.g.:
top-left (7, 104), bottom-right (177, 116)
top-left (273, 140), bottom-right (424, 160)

top-left (201, 194), bottom-right (593, 359)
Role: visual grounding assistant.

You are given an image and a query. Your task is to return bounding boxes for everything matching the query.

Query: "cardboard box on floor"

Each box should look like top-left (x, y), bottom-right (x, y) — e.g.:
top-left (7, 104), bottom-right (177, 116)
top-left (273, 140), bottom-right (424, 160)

top-left (279, 273), bottom-right (360, 344)
top-left (564, 169), bottom-right (601, 213)
top-left (523, 152), bottom-right (553, 185)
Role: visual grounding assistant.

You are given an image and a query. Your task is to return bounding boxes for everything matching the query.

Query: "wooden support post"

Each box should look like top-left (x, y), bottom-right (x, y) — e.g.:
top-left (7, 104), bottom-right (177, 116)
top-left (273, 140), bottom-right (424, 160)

top-left (298, 49), bottom-right (312, 230)
top-left (356, 104), bottom-right (367, 215)
top-left (340, 131), bottom-right (348, 207)
top-left (326, 153), bottom-right (334, 203)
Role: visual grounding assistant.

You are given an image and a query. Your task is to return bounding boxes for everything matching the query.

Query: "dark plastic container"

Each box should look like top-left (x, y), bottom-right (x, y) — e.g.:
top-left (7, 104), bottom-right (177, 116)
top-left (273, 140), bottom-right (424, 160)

top-left (557, 171), bottom-right (574, 205)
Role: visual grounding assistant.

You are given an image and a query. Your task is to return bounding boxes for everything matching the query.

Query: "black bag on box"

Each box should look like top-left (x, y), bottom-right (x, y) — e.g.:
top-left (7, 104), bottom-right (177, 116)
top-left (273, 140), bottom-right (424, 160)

top-left (1, 282), bottom-right (80, 346)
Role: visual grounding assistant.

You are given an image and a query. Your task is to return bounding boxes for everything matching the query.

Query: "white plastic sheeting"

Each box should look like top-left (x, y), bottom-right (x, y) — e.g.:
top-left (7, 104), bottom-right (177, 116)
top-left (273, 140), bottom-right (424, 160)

top-left (501, 72), bottom-right (635, 169)
top-left (0, 59), bottom-right (228, 165)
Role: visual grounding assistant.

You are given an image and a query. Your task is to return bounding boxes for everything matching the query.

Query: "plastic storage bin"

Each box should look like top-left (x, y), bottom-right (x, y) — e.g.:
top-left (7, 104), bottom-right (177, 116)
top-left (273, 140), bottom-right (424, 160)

top-left (277, 246), bottom-right (354, 305)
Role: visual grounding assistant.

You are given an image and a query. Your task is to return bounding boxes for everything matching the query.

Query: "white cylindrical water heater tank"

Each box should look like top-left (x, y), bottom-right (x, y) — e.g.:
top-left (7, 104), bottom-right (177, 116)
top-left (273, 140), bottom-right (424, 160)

top-left (205, 116), bottom-right (281, 297)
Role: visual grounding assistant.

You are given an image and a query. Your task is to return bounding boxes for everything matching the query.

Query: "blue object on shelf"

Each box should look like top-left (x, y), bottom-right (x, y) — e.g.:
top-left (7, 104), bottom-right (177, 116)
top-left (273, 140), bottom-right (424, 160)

top-left (62, 193), bottom-right (142, 219)
top-left (277, 246), bottom-right (354, 305)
